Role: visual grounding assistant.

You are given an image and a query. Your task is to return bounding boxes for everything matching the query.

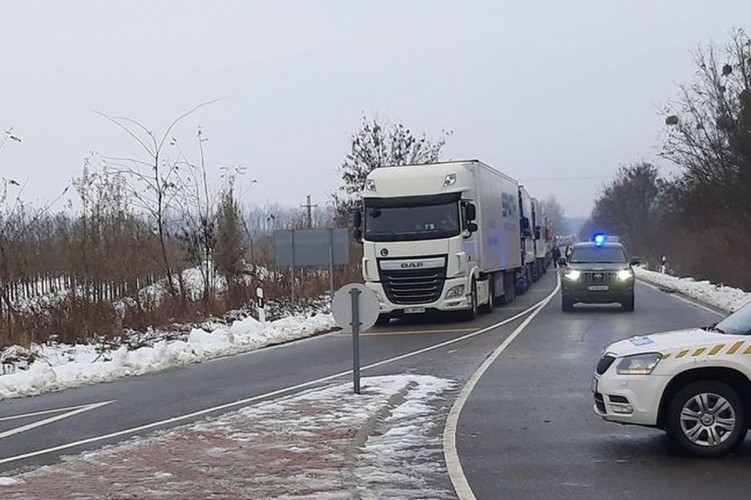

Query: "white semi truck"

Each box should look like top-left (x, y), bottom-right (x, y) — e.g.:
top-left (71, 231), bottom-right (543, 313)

top-left (353, 160), bottom-right (524, 323)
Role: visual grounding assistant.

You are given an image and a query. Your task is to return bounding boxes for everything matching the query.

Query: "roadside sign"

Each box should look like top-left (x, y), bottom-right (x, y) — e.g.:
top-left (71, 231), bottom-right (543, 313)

top-left (331, 283), bottom-right (380, 334)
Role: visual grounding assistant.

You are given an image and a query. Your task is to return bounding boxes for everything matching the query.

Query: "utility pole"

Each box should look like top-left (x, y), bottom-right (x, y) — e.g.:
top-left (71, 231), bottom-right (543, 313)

top-left (301, 194), bottom-right (317, 228)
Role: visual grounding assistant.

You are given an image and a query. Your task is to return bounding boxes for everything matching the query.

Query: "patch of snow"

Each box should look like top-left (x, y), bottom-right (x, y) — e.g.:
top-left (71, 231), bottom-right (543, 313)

top-left (0, 313), bottom-right (337, 400)
top-left (635, 267), bottom-right (751, 313)
top-left (0, 477), bottom-right (23, 486)
top-left (0, 375), bottom-right (455, 499)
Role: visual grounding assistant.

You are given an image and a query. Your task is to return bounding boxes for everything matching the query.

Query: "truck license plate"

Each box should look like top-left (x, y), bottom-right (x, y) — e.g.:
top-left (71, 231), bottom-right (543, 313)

top-left (404, 307), bottom-right (425, 314)
top-left (588, 285), bottom-right (609, 291)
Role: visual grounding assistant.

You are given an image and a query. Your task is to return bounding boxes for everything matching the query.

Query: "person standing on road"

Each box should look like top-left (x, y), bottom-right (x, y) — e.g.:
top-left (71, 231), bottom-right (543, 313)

top-left (552, 245), bottom-right (561, 267)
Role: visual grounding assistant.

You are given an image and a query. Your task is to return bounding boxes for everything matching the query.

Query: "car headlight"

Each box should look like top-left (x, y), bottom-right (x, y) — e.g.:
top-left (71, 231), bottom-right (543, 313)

top-left (616, 353), bottom-right (662, 375)
top-left (445, 284), bottom-right (465, 299)
top-left (564, 270), bottom-right (581, 281)
top-left (617, 269), bottom-right (634, 281)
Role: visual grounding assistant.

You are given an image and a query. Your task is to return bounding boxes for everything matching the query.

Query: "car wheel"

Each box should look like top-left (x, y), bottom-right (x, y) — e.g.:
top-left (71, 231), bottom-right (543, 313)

top-left (665, 381), bottom-right (746, 457)
top-left (561, 296), bottom-right (574, 312)
top-left (622, 295), bottom-right (635, 312)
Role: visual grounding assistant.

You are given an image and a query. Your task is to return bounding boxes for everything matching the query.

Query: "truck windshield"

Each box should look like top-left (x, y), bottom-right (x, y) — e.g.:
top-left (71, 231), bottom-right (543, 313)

top-left (569, 246), bottom-right (626, 263)
top-left (364, 201), bottom-right (461, 242)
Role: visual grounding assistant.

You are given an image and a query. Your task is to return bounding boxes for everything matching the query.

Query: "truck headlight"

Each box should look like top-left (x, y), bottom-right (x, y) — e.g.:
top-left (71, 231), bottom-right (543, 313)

top-left (616, 353), bottom-right (662, 375)
top-left (446, 284), bottom-right (465, 299)
top-left (564, 270), bottom-right (581, 281)
top-left (617, 269), bottom-right (634, 281)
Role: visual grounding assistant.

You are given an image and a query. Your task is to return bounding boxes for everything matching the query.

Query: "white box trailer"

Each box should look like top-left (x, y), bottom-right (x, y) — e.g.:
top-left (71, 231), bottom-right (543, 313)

top-left (356, 160), bottom-right (523, 322)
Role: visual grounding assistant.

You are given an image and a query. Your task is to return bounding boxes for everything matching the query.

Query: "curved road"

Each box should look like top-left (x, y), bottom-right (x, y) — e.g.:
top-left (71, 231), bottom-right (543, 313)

top-left (457, 280), bottom-right (751, 500)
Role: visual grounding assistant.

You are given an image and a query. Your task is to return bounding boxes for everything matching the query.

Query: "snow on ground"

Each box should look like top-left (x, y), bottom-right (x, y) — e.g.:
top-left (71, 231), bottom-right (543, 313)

top-left (0, 312), bottom-right (336, 400)
top-left (0, 375), bottom-right (456, 500)
top-left (635, 267), bottom-right (751, 313)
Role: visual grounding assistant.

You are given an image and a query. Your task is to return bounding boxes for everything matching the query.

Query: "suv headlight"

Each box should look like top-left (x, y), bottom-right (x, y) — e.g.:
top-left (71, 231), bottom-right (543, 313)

top-left (564, 270), bottom-right (581, 281)
top-left (616, 353), bottom-right (662, 375)
top-left (617, 269), bottom-right (634, 281)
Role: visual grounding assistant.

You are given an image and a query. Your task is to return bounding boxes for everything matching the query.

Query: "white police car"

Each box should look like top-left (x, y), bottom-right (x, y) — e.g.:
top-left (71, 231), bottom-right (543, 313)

top-left (593, 301), bottom-right (751, 456)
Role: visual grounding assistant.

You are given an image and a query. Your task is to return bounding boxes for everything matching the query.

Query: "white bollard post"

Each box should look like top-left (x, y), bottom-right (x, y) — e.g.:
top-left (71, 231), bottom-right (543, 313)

top-left (256, 286), bottom-right (266, 326)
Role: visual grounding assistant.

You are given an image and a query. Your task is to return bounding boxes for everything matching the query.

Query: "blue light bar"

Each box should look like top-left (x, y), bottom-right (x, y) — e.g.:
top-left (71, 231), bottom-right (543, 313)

top-left (593, 234), bottom-right (606, 246)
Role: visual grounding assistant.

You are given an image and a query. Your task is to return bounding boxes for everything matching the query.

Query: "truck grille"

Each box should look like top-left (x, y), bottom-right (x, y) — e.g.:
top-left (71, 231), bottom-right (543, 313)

top-left (379, 262), bottom-right (447, 305)
top-left (583, 271), bottom-right (617, 284)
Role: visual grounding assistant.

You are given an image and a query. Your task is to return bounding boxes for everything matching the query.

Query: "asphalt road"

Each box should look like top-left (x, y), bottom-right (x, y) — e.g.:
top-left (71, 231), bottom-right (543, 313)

top-left (5, 271), bottom-right (747, 500)
top-left (458, 280), bottom-right (751, 500)
top-left (0, 269), bottom-right (558, 475)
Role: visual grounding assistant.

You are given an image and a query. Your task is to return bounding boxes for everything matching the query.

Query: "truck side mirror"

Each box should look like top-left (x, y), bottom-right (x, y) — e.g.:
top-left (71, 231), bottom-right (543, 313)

top-left (353, 228), bottom-right (363, 242)
top-left (467, 222), bottom-right (478, 234)
top-left (465, 203), bottom-right (477, 222)
top-left (353, 208), bottom-right (362, 229)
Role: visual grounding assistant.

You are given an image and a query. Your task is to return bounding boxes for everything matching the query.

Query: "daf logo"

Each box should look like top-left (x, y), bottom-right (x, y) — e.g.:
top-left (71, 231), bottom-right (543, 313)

top-left (401, 262), bottom-right (424, 269)
top-left (380, 248), bottom-right (389, 257)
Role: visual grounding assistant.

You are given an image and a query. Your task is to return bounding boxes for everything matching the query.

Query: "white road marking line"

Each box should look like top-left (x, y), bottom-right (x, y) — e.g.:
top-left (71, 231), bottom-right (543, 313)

top-left (0, 401), bottom-right (115, 440)
top-left (637, 279), bottom-right (725, 317)
top-left (443, 275), bottom-right (561, 500)
top-left (0, 403), bottom-right (109, 422)
top-left (0, 289), bottom-right (557, 466)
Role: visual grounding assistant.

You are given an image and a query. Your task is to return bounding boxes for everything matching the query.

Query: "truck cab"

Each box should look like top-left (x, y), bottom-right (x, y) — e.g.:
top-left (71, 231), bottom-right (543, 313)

top-left (355, 161), bottom-right (523, 323)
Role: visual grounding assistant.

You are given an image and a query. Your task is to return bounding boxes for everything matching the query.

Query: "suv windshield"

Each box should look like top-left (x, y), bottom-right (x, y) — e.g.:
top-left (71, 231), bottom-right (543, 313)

top-left (364, 201), bottom-right (460, 242)
top-left (569, 246), bottom-right (627, 264)
top-left (714, 302), bottom-right (751, 335)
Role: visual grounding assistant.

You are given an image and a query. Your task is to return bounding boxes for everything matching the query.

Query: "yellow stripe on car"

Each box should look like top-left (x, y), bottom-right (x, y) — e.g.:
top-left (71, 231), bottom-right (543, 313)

top-left (745, 345), bottom-right (751, 355)
top-left (676, 349), bottom-right (689, 359)
top-left (709, 344), bottom-right (725, 355)
top-left (727, 341), bottom-right (745, 355)
top-left (692, 347), bottom-right (706, 357)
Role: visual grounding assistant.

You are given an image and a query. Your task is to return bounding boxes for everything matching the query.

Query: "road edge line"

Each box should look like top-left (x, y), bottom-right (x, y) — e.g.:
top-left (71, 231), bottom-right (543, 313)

top-left (443, 275), bottom-right (561, 500)
top-left (637, 279), bottom-right (725, 317)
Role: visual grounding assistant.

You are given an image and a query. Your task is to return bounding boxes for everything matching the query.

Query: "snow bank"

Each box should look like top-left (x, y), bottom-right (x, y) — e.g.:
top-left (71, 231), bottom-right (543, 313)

top-left (635, 267), bottom-right (751, 313)
top-left (0, 313), bottom-right (337, 400)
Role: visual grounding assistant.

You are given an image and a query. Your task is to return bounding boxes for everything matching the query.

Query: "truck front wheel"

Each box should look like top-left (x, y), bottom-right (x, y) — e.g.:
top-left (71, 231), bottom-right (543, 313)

top-left (464, 280), bottom-right (478, 321)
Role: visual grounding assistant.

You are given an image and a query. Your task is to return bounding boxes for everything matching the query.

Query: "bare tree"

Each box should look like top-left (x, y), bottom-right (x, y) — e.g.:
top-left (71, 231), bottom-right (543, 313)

top-left (96, 101), bottom-right (219, 298)
top-left (332, 114), bottom-right (451, 221)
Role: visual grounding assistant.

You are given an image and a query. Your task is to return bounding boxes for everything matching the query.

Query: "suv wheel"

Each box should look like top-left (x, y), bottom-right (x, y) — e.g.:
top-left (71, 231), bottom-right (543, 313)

top-left (665, 381), bottom-right (746, 457)
top-left (622, 294), bottom-right (635, 312)
top-left (561, 296), bottom-right (574, 312)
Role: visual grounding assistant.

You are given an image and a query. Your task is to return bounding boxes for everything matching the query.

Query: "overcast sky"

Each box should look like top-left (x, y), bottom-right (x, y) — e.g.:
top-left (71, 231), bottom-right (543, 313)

top-left (0, 1), bottom-right (748, 218)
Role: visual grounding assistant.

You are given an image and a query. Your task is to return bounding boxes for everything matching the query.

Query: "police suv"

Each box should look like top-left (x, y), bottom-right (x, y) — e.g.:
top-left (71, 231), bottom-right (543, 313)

top-left (593, 301), bottom-right (751, 456)
top-left (560, 236), bottom-right (637, 312)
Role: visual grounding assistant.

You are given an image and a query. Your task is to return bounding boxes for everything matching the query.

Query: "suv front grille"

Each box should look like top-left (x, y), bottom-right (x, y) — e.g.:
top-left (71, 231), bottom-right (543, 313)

top-left (596, 354), bottom-right (616, 375)
top-left (583, 271), bottom-right (617, 284)
top-left (379, 261), bottom-right (447, 305)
